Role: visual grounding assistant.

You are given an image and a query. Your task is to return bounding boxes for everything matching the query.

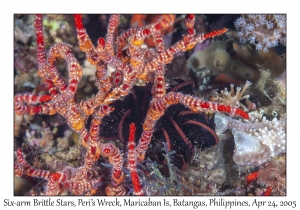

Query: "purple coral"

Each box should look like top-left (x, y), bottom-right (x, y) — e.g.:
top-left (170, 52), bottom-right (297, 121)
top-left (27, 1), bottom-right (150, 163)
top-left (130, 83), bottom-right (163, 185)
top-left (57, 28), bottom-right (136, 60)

top-left (234, 14), bottom-right (286, 53)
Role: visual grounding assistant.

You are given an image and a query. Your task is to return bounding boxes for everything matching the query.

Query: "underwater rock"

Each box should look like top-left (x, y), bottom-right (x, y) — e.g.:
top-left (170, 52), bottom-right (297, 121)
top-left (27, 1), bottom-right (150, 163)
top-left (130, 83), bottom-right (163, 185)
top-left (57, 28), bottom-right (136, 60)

top-left (14, 176), bottom-right (33, 196)
top-left (232, 44), bottom-right (286, 79)
top-left (187, 41), bottom-right (259, 84)
top-left (256, 70), bottom-right (286, 118)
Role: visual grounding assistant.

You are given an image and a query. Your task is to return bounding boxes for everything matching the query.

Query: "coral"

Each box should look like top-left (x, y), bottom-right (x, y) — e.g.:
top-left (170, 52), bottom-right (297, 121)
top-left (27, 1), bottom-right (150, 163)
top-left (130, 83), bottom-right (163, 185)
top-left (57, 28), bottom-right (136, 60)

top-left (56, 129), bottom-right (74, 151)
top-left (14, 113), bottom-right (24, 137)
top-left (187, 41), bottom-right (259, 86)
top-left (139, 143), bottom-right (193, 195)
top-left (215, 112), bottom-right (286, 166)
top-left (185, 144), bottom-right (226, 195)
top-left (230, 43), bottom-right (286, 79)
top-left (51, 146), bottom-right (82, 163)
top-left (14, 15), bottom-right (37, 75)
top-left (234, 14), bottom-right (286, 53)
top-left (188, 42), bottom-right (230, 73)
top-left (243, 154), bottom-right (286, 196)
top-left (256, 69), bottom-right (286, 118)
top-left (25, 122), bottom-right (55, 153)
top-left (256, 156), bottom-right (286, 196)
top-left (165, 53), bottom-right (191, 84)
top-left (210, 80), bottom-right (252, 112)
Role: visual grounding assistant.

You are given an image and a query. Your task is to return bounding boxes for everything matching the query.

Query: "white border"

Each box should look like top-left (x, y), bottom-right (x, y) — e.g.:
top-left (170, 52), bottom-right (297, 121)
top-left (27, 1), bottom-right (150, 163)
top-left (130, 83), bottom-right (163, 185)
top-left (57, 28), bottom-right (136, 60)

top-left (2, 0), bottom-right (298, 209)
